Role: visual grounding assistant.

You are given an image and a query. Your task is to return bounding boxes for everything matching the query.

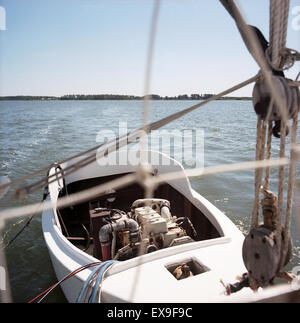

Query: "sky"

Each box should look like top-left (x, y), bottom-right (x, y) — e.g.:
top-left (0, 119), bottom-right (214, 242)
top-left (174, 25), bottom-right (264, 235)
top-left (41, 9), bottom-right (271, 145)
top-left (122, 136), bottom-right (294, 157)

top-left (0, 0), bottom-right (299, 97)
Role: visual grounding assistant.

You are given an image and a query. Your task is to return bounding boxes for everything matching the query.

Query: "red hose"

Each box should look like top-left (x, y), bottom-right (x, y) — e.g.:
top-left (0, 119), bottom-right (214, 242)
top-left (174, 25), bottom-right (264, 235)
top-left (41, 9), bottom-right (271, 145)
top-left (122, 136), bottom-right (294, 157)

top-left (28, 262), bottom-right (101, 303)
top-left (101, 244), bottom-right (111, 261)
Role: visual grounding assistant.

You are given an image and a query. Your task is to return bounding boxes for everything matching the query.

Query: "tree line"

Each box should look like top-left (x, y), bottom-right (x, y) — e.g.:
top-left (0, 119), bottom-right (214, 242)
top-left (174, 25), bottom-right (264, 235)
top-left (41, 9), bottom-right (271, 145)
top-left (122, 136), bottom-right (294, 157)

top-left (0, 94), bottom-right (251, 101)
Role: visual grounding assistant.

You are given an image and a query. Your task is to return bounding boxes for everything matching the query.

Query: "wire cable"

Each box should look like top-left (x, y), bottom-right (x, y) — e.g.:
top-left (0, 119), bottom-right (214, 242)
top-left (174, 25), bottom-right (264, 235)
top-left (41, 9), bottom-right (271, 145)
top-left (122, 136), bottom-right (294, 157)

top-left (76, 260), bottom-right (116, 303)
top-left (89, 260), bottom-right (116, 303)
top-left (76, 263), bottom-right (105, 303)
top-left (28, 261), bottom-right (102, 303)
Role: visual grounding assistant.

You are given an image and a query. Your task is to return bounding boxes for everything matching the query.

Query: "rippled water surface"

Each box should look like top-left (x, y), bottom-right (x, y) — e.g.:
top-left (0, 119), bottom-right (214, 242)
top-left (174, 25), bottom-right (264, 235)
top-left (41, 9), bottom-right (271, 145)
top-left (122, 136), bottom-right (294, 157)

top-left (0, 100), bottom-right (299, 302)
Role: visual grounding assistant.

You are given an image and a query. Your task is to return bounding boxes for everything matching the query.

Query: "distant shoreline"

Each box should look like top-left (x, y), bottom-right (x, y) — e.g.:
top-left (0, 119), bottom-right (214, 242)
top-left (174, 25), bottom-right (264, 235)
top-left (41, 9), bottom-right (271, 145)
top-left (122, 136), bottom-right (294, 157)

top-left (0, 94), bottom-right (252, 101)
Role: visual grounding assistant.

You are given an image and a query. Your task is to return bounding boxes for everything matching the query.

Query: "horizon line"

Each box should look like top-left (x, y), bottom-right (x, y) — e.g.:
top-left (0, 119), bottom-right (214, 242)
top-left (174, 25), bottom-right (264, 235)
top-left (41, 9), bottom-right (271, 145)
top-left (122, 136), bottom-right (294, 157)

top-left (0, 93), bottom-right (252, 99)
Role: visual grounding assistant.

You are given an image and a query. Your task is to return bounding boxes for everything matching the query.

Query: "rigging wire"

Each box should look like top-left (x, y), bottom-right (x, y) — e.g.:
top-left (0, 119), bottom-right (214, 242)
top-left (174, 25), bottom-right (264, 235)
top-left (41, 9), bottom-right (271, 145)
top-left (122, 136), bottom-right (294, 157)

top-left (1, 215), bottom-right (34, 250)
top-left (130, 0), bottom-right (161, 301)
top-left (141, 0), bottom-right (160, 153)
top-left (0, 198), bottom-right (43, 250)
top-left (0, 173), bottom-right (137, 222)
top-left (151, 156), bottom-right (290, 185)
top-left (0, 156), bottom-right (291, 224)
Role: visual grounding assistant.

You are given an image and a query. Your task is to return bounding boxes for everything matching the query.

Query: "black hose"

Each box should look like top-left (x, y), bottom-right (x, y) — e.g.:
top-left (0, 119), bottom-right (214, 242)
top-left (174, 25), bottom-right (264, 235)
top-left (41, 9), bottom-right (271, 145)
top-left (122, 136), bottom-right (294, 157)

top-left (176, 217), bottom-right (197, 238)
top-left (110, 209), bottom-right (123, 221)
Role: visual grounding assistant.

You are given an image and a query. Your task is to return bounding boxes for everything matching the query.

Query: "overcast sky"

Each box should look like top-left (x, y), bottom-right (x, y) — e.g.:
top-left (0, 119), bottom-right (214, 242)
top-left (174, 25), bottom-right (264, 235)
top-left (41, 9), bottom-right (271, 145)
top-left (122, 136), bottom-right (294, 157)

top-left (0, 0), bottom-right (299, 97)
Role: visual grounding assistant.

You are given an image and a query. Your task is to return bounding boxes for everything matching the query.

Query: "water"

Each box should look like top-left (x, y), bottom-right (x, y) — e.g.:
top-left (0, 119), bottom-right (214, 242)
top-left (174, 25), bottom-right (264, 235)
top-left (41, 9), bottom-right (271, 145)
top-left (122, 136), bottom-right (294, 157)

top-left (0, 100), bottom-right (299, 302)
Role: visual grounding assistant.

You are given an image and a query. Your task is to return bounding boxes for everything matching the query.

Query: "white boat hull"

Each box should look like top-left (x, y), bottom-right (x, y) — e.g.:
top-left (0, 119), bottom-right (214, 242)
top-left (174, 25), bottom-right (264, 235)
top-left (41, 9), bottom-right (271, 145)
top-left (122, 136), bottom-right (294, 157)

top-left (42, 151), bottom-right (299, 302)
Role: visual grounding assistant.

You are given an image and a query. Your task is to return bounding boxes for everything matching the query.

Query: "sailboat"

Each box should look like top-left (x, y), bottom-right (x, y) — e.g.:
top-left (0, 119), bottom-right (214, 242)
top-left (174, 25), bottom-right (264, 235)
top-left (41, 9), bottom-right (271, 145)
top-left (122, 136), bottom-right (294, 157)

top-left (0, 0), bottom-right (299, 303)
top-left (42, 151), bottom-right (247, 302)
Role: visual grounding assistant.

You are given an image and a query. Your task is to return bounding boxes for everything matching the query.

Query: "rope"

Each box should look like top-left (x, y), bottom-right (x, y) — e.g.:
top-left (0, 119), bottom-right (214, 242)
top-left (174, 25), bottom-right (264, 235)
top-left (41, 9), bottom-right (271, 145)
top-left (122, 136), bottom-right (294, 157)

top-left (268, 0), bottom-right (298, 272)
top-left (289, 81), bottom-right (300, 87)
top-left (268, 1), bottom-right (299, 71)
top-left (266, 48), bottom-right (300, 72)
top-left (269, 0), bottom-right (282, 68)
top-left (251, 117), bottom-right (267, 229)
top-left (0, 156), bottom-right (291, 224)
top-left (0, 173), bottom-right (136, 223)
top-left (281, 1), bottom-right (289, 44)
top-left (279, 0), bottom-right (290, 69)
top-left (251, 117), bottom-right (262, 228)
top-left (139, 0), bottom-right (160, 202)
top-left (223, 0), bottom-right (299, 279)
top-left (263, 121), bottom-right (273, 190)
top-left (141, 0), bottom-right (160, 151)
top-left (151, 157), bottom-right (290, 185)
top-left (281, 104), bottom-right (299, 268)
top-left (286, 114), bottom-right (299, 228)
top-left (277, 120), bottom-right (287, 228)
top-left (269, 0), bottom-right (290, 69)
